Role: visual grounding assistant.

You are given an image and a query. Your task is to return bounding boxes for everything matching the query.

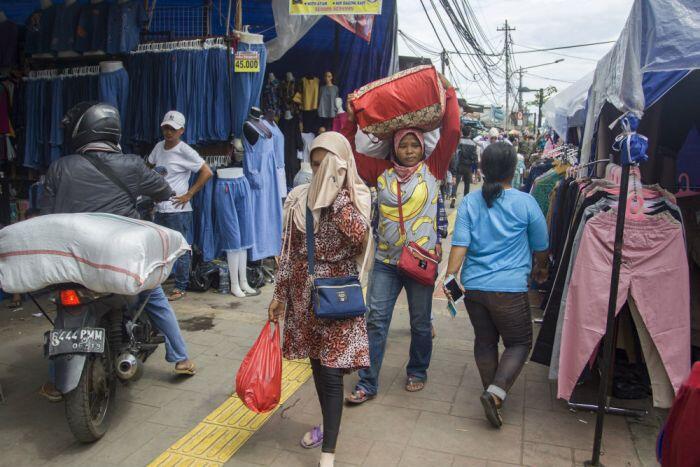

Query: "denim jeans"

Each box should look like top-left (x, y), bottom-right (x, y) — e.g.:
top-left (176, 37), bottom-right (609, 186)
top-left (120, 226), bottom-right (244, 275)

top-left (356, 261), bottom-right (434, 395)
top-left (138, 286), bottom-right (189, 363)
top-left (155, 211), bottom-right (193, 291)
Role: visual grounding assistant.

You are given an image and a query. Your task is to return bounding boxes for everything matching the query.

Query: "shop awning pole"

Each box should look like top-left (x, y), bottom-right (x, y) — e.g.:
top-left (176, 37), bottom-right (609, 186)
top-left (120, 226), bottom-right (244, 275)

top-left (225, 0), bottom-right (232, 36)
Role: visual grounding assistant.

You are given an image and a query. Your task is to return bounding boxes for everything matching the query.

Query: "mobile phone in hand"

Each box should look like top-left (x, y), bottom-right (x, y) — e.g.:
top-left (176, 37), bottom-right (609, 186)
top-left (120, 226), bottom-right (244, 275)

top-left (445, 277), bottom-right (464, 303)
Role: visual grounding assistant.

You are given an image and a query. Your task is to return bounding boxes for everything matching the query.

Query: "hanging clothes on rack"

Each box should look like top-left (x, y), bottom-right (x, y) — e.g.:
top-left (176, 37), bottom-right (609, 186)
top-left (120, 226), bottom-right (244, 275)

top-left (243, 123), bottom-right (282, 261)
top-left (232, 39), bottom-right (268, 139)
top-left (280, 114), bottom-right (303, 188)
top-left (533, 163), bottom-right (690, 409)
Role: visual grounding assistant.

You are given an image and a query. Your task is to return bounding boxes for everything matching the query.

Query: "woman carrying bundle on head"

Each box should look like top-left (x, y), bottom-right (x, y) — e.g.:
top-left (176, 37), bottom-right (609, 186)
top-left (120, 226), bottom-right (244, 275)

top-left (341, 73), bottom-right (460, 403)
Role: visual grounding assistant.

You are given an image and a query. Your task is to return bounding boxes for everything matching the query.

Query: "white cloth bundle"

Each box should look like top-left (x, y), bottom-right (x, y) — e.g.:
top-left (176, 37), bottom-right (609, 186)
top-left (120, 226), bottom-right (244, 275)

top-left (0, 213), bottom-right (189, 295)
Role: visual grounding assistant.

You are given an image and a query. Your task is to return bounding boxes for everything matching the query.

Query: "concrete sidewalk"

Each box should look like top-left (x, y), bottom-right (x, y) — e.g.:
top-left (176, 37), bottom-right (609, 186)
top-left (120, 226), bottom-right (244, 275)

top-left (0, 284), bottom-right (661, 467)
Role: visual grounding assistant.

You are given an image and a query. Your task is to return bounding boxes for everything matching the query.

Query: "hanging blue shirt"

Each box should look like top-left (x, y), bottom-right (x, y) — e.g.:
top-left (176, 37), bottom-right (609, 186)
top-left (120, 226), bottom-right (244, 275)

top-left (51, 1), bottom-right (81, 53)
top-left (452, 188), bottom-right (549, 292)
top-left (106, 1), bottom-right (147, 54)
top-left (75, 2), bottom-right (109, 52)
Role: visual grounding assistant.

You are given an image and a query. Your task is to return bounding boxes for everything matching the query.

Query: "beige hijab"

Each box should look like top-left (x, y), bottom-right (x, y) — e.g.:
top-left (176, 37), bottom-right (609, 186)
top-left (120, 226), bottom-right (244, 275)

top-left (282, 131), bottom-right (373, 276)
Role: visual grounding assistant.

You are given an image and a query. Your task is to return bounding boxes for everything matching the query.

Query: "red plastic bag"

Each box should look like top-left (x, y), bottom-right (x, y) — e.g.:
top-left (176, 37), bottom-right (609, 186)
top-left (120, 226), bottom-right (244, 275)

top-left (235, 322), bottom-right (282, 413)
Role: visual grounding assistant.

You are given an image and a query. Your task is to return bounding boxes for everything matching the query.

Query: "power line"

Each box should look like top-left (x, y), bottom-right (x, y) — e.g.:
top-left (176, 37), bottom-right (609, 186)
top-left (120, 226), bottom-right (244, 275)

top-left (525, 72), bottom-right (576, 84)
top-left (512, 40), bottom-right (615, 54)
top-left (513, 42), bottom-right (600, 62)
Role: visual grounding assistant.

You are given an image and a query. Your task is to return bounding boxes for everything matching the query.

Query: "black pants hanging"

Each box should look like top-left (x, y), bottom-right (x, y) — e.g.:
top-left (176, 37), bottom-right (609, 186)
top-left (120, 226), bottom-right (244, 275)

top-left (310, 358), bottom-right (344, 453)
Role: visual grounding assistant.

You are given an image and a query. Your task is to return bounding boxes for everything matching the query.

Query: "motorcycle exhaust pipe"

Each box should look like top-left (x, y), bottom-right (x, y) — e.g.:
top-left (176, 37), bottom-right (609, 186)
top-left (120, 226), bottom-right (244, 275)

top-left (115, 353), bottom-right (143, 381)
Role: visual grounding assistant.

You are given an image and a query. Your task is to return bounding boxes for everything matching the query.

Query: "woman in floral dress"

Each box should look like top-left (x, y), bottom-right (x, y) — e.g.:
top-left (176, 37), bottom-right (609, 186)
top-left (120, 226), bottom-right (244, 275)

top-left (268, 131), bottom-right (372, 467)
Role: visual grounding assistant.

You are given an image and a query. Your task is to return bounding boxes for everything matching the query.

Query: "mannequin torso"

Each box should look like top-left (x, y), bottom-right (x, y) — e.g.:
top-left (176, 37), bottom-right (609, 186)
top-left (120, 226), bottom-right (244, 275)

top-left (0, 10), bottom-right (7, 22)
top-left (40, 0), bottom-right (53, 9)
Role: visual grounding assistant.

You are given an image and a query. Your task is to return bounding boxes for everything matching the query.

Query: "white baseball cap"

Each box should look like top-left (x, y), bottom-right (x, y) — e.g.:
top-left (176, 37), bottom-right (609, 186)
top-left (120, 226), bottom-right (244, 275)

top-left (161, 110), bottom-right (186, 130)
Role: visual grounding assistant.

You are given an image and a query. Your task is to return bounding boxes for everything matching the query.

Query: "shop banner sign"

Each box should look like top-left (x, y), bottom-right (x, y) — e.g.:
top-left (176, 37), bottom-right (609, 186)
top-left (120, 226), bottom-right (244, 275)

top-left (235, 51), bottom-right (260, 73)
top-left (289, 0), bottom-right (382, 16)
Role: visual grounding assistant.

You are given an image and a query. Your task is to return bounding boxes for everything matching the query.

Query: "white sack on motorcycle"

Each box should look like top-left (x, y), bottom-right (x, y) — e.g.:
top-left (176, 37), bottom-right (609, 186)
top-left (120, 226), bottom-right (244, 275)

top-left (0, 213), bottom-right (190, 295)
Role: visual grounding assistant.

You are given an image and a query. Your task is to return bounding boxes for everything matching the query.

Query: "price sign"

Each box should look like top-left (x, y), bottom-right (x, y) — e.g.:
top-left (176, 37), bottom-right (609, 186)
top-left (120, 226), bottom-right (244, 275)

top-left (234, 51), bottom-right (260, 73)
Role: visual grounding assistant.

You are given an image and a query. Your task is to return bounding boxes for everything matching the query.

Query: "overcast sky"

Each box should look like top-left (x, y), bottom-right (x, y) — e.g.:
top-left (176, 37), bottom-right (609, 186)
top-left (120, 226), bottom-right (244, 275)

top-left (397, 0), bottom-right (634, 110)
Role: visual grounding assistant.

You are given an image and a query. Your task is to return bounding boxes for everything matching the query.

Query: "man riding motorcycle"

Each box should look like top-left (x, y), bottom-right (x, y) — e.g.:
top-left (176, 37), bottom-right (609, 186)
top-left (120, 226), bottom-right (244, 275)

top-left (39, 102), bottom-right (196, 401)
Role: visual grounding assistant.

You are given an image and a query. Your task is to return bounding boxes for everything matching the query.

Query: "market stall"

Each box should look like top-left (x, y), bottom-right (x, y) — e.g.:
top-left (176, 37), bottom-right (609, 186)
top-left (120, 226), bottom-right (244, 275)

top-left (0, 0), bottom-right (398, 296)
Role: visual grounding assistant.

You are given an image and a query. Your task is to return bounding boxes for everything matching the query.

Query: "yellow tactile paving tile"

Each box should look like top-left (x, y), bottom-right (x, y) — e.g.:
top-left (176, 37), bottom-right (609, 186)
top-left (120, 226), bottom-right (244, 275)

top-left (149, 359), bottom-right (312, 467)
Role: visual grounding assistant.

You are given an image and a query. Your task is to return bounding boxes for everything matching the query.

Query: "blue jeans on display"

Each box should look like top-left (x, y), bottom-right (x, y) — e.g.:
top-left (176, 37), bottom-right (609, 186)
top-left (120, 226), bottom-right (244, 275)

top-left (49, 78), bottom-right (64, 164)
top-left (356, 261), bottom-right (434, 396)
top-left (232, 42), bottom-right (267, 138)
top-left (154, 211), bottom-right (193, 291)
top-left (191, 176), bottom-right (216, 262)
top-left (23, 80), bottom-right (42, 169)
top-left (98, 68), bottom-right (129, 132)
top-left (138, 286), bottom-right (189, 363)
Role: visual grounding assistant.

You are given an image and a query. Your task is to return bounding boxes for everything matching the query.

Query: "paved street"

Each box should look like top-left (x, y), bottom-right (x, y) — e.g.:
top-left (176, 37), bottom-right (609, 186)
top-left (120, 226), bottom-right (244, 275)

top-left (0, 276), bottom-right (661, 467)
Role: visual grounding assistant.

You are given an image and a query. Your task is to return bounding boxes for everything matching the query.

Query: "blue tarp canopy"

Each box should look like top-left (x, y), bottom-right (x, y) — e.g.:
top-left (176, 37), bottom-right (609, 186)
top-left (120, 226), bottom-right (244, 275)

top-left (0, 0), bottom-right (398, 98)
top-left (580, 0), bottom-right (700, 162)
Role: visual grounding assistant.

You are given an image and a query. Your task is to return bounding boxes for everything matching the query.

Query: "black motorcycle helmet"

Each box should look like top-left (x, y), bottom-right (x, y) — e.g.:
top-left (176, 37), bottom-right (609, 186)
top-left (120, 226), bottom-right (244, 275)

top-left (62, 102), bottom-right (121, 153)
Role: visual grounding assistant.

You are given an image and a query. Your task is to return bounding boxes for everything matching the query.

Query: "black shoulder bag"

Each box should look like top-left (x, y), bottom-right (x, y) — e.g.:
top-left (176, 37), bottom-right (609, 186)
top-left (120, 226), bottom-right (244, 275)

top-left (81, 154), bottom-right (138, 210)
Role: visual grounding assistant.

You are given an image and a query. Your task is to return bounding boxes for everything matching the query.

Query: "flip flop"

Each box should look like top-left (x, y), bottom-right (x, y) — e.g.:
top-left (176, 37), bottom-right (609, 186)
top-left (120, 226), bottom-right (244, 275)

top-left (175, 362), bottom-right (196, 376)
top-left (345, 388), bottom-right (375, 405)
top-left (168, 290), bottom-right (186, 301)
top-left (300, 425), bottom-right (323, 449)
top-left (480, 390), bottom-right (503, 428)
top-left (7, 301), bottom-right (22, 309)
top-left (405, 376), bottom-right (425, 392)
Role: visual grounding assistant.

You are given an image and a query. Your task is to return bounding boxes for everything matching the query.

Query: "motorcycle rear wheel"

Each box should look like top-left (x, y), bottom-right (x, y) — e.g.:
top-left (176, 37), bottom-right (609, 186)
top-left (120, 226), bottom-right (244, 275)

top-left (64, 342), bottom-right (116, 443)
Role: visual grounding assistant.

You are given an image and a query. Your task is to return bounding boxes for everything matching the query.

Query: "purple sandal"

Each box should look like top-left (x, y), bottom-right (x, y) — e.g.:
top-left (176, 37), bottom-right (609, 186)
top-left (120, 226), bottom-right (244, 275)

top-left (300, 425), bottom-right (323, 449)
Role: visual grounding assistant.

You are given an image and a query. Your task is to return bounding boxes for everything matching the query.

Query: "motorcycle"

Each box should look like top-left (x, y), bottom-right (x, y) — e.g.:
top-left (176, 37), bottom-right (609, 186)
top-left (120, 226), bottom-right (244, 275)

top-left (37, 284), bottom-right (164, 443)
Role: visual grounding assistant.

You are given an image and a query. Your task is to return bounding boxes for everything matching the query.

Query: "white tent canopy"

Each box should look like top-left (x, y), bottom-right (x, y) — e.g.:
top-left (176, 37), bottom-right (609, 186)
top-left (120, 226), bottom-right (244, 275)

top-left (542, 71), bottom-right (594, 141)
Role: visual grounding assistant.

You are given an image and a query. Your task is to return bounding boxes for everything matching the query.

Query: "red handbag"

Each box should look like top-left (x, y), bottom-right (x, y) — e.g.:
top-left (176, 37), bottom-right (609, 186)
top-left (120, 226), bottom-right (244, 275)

top-left (396, 182), bottom-right (440, 286)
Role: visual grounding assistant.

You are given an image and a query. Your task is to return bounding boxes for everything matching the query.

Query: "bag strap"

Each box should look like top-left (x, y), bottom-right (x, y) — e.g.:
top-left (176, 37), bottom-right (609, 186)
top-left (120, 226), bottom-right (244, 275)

top-left (306, 206), bottom-right (315, 278)
top-left (397, 179), bottom-right (406, 237)
top-left (81, 154), bottom-right (137, 207)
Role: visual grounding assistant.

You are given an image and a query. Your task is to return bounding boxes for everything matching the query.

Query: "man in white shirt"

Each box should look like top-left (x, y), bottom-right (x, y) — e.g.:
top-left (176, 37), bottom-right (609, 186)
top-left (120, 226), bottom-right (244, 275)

top-left (149, 111), bottom-right (213, 301)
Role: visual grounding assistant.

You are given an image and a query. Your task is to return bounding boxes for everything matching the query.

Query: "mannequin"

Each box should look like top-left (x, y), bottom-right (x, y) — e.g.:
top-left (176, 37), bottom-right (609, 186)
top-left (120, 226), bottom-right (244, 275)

top-left (118, 0), bottom-right (130, 3)
top-left (81, 0), bottom-right (107, 56)
top-left (0, 10), bottom-right (6, 22)
top-left (65, 0), bottom-right (76, 5)
top-left (218, 167), bottom-right (257, 298)
top-left (243, 107), bottom-right (272, 146)
top-left (318, 71), bottom-right (339, 130)
top-left (41, 0), bottom-right (53, 9)
top-left (55, 0), bottom-right (80, 57)
top-left (99, 61), bottom-right (123, 73)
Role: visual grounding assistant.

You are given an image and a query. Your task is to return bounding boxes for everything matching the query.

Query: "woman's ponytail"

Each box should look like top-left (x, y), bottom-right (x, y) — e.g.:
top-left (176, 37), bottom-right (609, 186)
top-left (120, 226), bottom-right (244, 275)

top-left (480, 142), bottom-right (517, 208)
top-left (481, 179), bottom-right (503, 208)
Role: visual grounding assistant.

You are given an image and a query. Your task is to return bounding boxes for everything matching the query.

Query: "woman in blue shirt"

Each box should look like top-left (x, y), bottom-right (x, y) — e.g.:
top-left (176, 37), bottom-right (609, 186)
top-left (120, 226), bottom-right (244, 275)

top-left (445, 142), bottom-right (549, 428)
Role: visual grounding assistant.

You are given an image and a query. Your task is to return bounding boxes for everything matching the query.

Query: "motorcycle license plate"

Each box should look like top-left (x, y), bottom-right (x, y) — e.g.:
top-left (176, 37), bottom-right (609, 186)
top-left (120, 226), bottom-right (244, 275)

top-left (45, 328), bottom-right (106, 356)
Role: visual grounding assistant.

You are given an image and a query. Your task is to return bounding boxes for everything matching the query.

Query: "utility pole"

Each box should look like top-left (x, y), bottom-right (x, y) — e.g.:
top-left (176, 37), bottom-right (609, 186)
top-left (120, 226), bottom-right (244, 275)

top-left (517, 67), bottom-right (524, 113)
top-left (498, 20), bottom-right (515, 130)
